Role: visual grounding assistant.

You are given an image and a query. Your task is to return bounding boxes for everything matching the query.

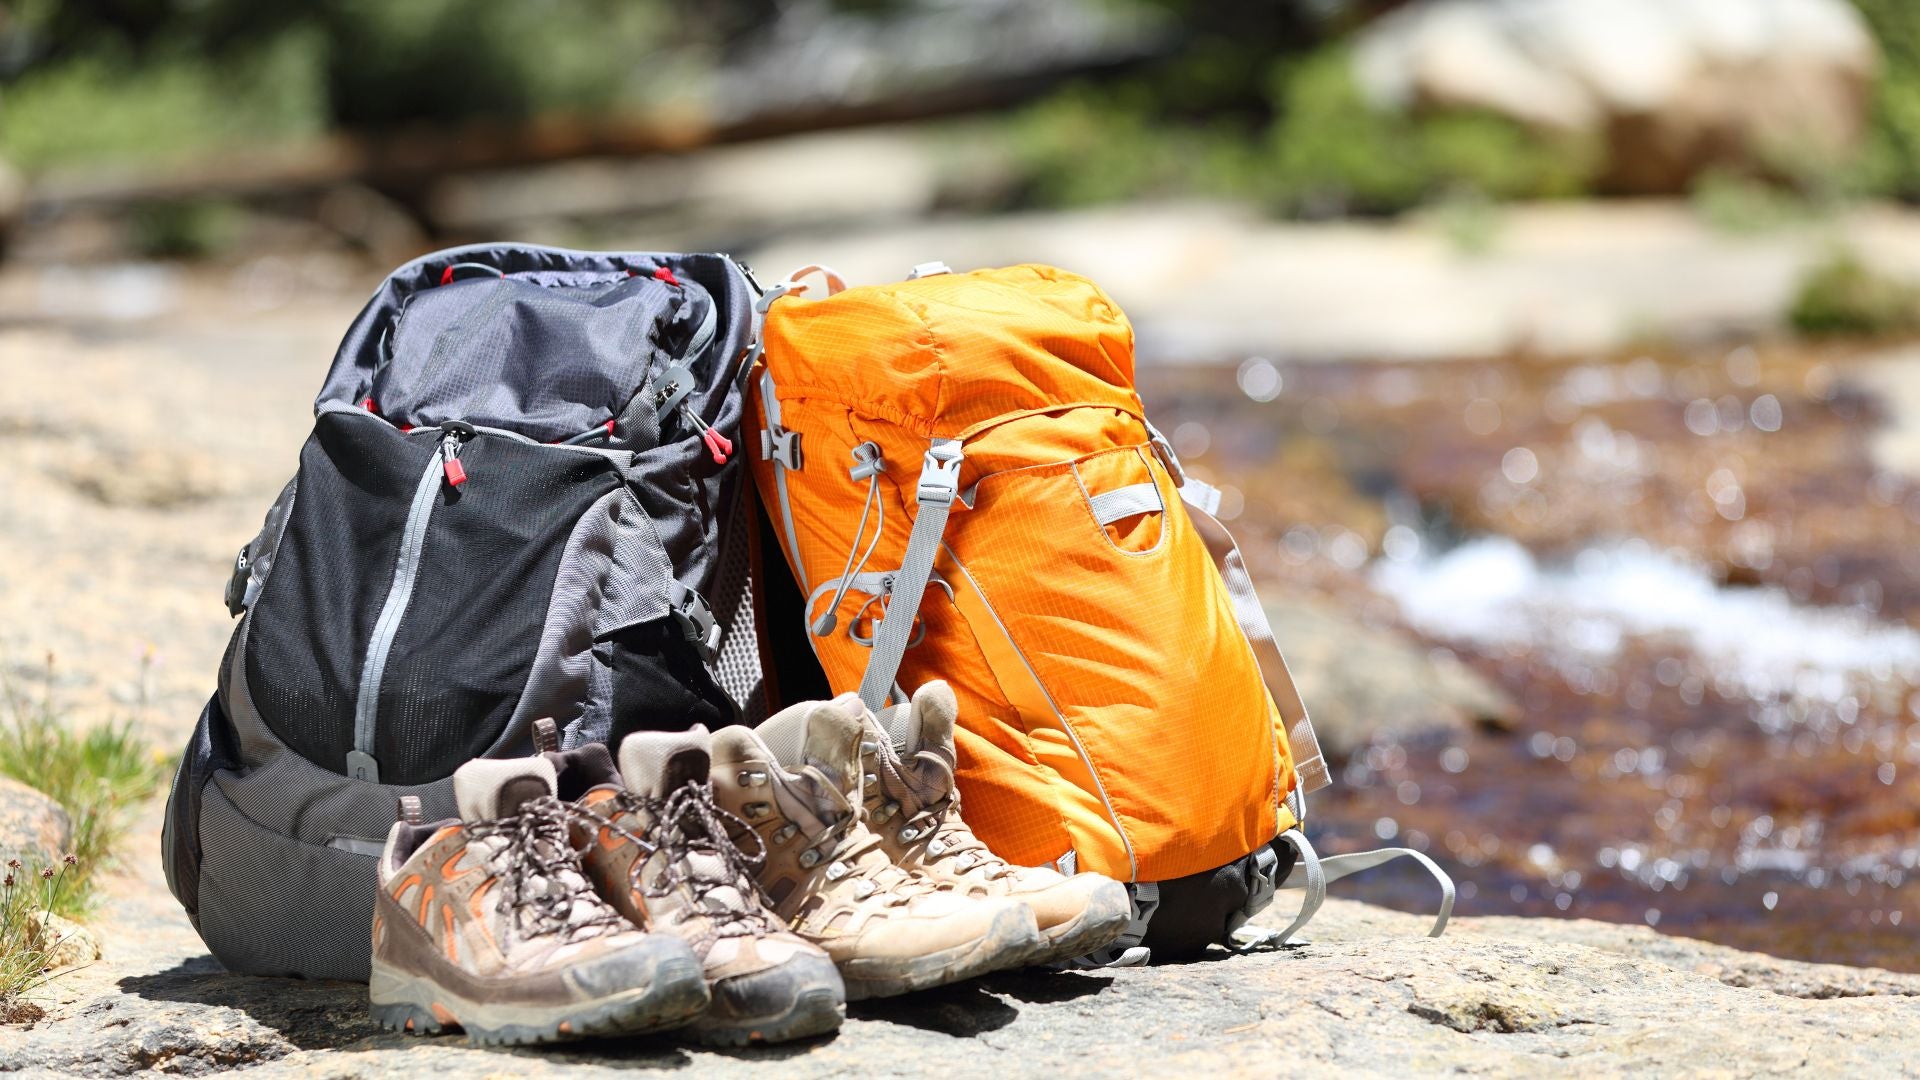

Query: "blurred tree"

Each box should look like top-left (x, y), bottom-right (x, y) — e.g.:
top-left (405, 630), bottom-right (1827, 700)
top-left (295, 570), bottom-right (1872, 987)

top-left (1852, 0), bottom-right (1920, 201)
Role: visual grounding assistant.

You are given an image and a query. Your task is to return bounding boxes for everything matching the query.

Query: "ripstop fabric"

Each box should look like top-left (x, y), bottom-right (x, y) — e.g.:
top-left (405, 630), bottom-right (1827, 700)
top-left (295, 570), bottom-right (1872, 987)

top-left (748, 263), bottom-right (1309, 883)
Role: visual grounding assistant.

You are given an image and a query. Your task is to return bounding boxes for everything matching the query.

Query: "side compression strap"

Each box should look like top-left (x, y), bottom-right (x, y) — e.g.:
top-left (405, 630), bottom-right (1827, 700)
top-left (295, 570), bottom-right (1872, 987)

top-left (1230, 831), bottom-right (1456, 950)
top-left (1176, 480), bottom-right (1331, 797)
top-left (857, 439), bottom-right (963, 711)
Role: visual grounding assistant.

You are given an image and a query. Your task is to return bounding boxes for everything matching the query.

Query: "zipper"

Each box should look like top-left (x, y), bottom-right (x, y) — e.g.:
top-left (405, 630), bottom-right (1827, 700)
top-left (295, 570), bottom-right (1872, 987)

top-left (347, 423), bottom-right (470, 782)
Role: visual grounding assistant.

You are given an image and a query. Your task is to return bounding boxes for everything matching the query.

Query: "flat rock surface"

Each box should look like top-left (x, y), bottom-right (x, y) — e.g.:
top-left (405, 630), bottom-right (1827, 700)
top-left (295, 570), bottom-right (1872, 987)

top-left (6, 821), bottom-right (1918, 1078)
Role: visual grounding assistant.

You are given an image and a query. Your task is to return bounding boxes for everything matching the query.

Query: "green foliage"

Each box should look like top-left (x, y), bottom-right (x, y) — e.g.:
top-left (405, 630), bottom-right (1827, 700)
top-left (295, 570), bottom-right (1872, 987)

top-left (0, 1), bottom-right (673, 170)
top-left (1690, 170), bottom-right (1826, 234)
top-left (1788, 249), bottom-right (1920, 336)
top-left (0, 658), bottom-right (170, 918)
top-left (1002, 86), bottom-right (1264, 207)
top-left (1852, 0), bottom-right (1920, 201)
top-left (1264, 48), bottom-right (1597, 216)
top-left (0, 34), bottom-right (326, 171)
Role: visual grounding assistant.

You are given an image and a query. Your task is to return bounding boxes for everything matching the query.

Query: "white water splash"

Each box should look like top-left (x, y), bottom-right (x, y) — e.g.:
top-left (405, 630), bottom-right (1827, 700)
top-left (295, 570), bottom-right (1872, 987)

top-left (1373, 536), bottom-right (1920, 702)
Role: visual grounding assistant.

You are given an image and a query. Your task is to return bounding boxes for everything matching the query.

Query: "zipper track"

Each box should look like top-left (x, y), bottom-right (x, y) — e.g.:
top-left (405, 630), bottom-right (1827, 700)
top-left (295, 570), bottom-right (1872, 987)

top-left (351, 442), bottom-right (448, 778)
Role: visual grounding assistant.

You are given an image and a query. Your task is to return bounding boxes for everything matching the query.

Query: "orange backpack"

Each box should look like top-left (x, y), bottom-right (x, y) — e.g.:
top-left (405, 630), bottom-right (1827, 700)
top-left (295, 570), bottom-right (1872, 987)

top-left (746, 262), bottom-right (1441, 952)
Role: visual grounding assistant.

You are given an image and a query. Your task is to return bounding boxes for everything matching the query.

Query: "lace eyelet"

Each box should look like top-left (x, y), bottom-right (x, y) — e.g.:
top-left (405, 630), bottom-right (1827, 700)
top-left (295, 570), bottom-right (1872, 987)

top-left (772, 824), bottom-right (798, 845)
top-left (927, 838), bottom-right (947, 857)
top-left (737, 770), bottom-right (768, 787)
top-left (799, 849), bottom-right (821, 868)
top-left (743, 802), bottom-right (770, 819)
top-left (898, 826), bottom-right (919, 842)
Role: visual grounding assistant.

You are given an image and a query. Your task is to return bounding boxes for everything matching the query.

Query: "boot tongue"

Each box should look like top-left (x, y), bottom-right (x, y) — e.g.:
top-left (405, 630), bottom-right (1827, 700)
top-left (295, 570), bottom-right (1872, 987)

top-left (876, 681), bottom-right (958, 757)
top-left (802, 694), bottom-right (868, 795)
top-left (453, 757), bottom-right (558, 822)
top-left (617, 728), bottom-right (712, 799)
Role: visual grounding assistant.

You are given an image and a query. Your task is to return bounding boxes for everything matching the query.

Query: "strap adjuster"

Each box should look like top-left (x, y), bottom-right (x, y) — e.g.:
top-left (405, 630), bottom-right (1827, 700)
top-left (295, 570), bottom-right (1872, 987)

top-left (667, 582), bottom-right (721, 662)
top-left (652, 361), bottom-right (696, 417)
top-left (916, 440), bottom-right (964, 506)
top-left (760, 428), bottom-right (803, 470)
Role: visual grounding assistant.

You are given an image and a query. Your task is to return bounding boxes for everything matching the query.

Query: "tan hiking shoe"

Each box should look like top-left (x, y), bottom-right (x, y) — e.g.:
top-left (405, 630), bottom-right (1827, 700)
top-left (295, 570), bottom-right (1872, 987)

top-left (530, 721), bottom-right (845, 1046)
top-left (369, 757), bottom-right (708, 1045)
top-left (867, 682), bottom-right (1134, 966)
top-left (709, 694), bottom-right (1042, 999)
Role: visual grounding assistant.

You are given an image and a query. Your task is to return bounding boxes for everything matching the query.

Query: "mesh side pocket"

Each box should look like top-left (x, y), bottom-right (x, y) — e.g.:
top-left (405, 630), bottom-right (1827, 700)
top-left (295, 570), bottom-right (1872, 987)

top-left (195, 774), bottom-right (379, 982)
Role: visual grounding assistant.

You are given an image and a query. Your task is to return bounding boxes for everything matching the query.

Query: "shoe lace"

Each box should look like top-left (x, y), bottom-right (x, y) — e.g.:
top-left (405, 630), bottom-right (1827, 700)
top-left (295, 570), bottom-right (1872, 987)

top-left (465, 796), bottom-right (629, 942)
top-left (593, 782), bottom-right (778, 944)
top-left (869, 747), bottom-right (1015, 880)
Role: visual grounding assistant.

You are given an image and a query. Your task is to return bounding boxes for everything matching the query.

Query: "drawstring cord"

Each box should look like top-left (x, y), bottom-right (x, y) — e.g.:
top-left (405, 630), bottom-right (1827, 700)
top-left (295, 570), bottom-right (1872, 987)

top-left (811, 443), bottom-right (886, 636)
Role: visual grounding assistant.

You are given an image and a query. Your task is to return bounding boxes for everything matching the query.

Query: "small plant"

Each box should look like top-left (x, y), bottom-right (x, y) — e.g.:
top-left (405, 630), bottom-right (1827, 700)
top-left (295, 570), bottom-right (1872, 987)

top-left (0, 855), bottom-right (79, 1024)
top-left (0, 656), bottom-right (169, 918)
top-left (1788, 249), bottom-right (1920, 337)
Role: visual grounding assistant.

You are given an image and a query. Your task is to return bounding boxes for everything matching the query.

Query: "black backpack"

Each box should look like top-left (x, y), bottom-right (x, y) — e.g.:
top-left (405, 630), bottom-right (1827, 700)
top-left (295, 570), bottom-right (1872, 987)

top-left (162, 244), bottom-right (769, 980)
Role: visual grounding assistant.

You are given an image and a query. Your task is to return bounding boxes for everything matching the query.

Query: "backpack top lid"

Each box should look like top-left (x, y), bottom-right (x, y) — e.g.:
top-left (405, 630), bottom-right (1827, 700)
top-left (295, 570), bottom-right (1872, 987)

top-left (315, 243), bottom-right (752, 445)
top-left (763, 264), bottom-right (1142, 441)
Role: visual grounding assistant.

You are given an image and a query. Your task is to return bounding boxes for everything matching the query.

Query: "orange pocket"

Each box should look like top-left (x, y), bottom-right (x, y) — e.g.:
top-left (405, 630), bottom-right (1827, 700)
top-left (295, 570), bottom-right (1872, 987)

top-left (942, 445), bottom-right (1285, 881)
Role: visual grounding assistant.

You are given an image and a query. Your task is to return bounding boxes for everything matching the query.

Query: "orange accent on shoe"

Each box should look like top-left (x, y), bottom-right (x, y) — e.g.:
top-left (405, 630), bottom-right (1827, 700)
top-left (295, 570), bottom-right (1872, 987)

top-left (417, 884), bottom-right (435, 924)
top-left (440, 849), bottom-right (475, 883)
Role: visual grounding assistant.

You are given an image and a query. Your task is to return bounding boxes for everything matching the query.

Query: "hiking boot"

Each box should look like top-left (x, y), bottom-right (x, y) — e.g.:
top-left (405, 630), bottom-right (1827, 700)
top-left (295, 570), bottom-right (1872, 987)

top-left (867, 682), bottom-right (1133, 966)
top-left (369, 757), bottom-right (709, 1045)
top-left (532, 722), bottom-right (846, 1046)
top-left (708, 693), bottom-right (1043, 1000)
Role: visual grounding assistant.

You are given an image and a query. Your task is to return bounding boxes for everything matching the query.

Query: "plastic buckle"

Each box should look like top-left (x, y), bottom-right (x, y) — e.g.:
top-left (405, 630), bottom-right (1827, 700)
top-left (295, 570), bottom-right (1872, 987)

top-left (916, 440), bottom-right (964, 506)
top-left (668, 583), bottom-right (721, 663)
top-left (760, 427), bottom-right (803, 470)
top-left (752, 281), bottom-right (793, 315)
top-left (849, 442), bottom-right (885, 482)
top-left (224, 543), bottom-right (252, 617)
top-left (1148, 428), bottom-right (1189, 488)
top-left (907, 261), bottom-right (953, 279)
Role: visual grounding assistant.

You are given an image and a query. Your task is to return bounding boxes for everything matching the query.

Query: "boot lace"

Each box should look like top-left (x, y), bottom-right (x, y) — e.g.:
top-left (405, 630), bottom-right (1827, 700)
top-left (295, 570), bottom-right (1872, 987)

top-left (591, 782), bottom-right (778, 946)
top-left (465, 795), bottom-right (629, 942)
top-left (870, 748), bottom-right (1016, 880)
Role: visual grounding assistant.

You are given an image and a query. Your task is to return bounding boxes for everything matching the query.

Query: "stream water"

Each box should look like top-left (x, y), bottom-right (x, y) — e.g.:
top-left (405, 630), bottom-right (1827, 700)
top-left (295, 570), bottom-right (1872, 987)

top-left (1142, 346), bottom-right (1920, 972)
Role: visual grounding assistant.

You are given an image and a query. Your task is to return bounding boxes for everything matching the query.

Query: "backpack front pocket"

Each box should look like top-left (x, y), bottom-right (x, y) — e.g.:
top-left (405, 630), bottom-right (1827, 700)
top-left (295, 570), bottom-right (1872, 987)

top-left (938, 444), bottom-right (1286, 882)
top-left (244, 409), bottom-right (629, 786)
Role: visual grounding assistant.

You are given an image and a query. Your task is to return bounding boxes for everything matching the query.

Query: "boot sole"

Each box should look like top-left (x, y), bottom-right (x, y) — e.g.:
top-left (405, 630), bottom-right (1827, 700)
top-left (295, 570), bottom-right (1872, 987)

top-left (840, 904), bottom-right (1042, 1001)
top-left (684, 984), bottom-right (846, 1047)
top-left (369, 952), bottom-right (708, 1047)
top-left (1023, 880), bottom-right (1135, 966)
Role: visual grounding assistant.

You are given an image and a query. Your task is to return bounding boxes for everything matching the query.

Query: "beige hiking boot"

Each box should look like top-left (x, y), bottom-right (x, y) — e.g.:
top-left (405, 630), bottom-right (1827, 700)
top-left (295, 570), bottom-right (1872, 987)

top-left (708, 694), bottom-right (1043, 999)
top-left (530, 721), bottom-right (845, 1046)
top-left (867, 681), bottom-right (1133, 966)
top-left (369, 757), bottom-right (709, 1045)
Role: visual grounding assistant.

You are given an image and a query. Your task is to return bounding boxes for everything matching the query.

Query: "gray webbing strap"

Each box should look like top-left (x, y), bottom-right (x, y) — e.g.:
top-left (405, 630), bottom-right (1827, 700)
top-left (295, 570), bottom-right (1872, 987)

top-left (1228, 832), bottom-right (1455, 951)
top-left (857, 439), bottom-right (964, 711)
top-left (1088, 481), bottom-right (1165, 526)
top-left (1270, 829), bottom-right (1328, 946)
top-left (1175, 479), bottom-right (1330, 797)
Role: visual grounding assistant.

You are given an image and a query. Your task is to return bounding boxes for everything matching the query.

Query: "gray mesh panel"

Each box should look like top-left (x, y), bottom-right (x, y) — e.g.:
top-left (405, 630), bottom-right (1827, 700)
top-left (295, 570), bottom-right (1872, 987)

top-left (709, 493), bottom-right (767, 724)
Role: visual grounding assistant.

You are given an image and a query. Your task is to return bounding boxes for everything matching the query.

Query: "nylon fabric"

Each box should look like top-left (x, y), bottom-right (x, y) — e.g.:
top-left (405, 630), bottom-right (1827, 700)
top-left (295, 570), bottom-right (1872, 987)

top-left (749, 264), bottom-right (1297, 883)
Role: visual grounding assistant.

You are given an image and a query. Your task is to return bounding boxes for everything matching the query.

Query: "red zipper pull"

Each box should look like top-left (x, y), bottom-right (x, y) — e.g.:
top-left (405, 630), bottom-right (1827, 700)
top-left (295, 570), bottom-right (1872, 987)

top-left (439, 422), bottom-right (473, 487)
top-left (702, 426), bottom-right (732, 465)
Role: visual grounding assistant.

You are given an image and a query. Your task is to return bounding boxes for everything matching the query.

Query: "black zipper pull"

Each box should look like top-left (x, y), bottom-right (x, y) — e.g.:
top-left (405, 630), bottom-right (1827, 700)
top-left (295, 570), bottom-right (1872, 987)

top-left (440, 421), bottom-right (475, 488)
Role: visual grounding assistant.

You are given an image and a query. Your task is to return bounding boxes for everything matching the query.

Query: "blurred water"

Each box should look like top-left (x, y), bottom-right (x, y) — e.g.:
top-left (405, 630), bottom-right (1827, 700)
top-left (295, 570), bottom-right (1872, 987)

top-left (1375, 536), bottom-right (1920, 701)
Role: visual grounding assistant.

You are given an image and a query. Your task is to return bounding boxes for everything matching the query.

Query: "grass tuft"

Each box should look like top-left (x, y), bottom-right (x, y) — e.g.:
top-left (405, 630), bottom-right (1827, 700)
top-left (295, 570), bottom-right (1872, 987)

top-left (0, 859), bottom-right (79, 1021)
top-left (0, 655), bottom-right (170, 918)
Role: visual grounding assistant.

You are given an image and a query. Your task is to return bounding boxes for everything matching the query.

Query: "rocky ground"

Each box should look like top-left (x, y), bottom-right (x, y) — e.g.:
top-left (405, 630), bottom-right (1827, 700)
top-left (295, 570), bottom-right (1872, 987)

top-left (6, 207), bottom-right (1920, 1073)
top-left (5, 807), bottom-right (1919, 1078)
